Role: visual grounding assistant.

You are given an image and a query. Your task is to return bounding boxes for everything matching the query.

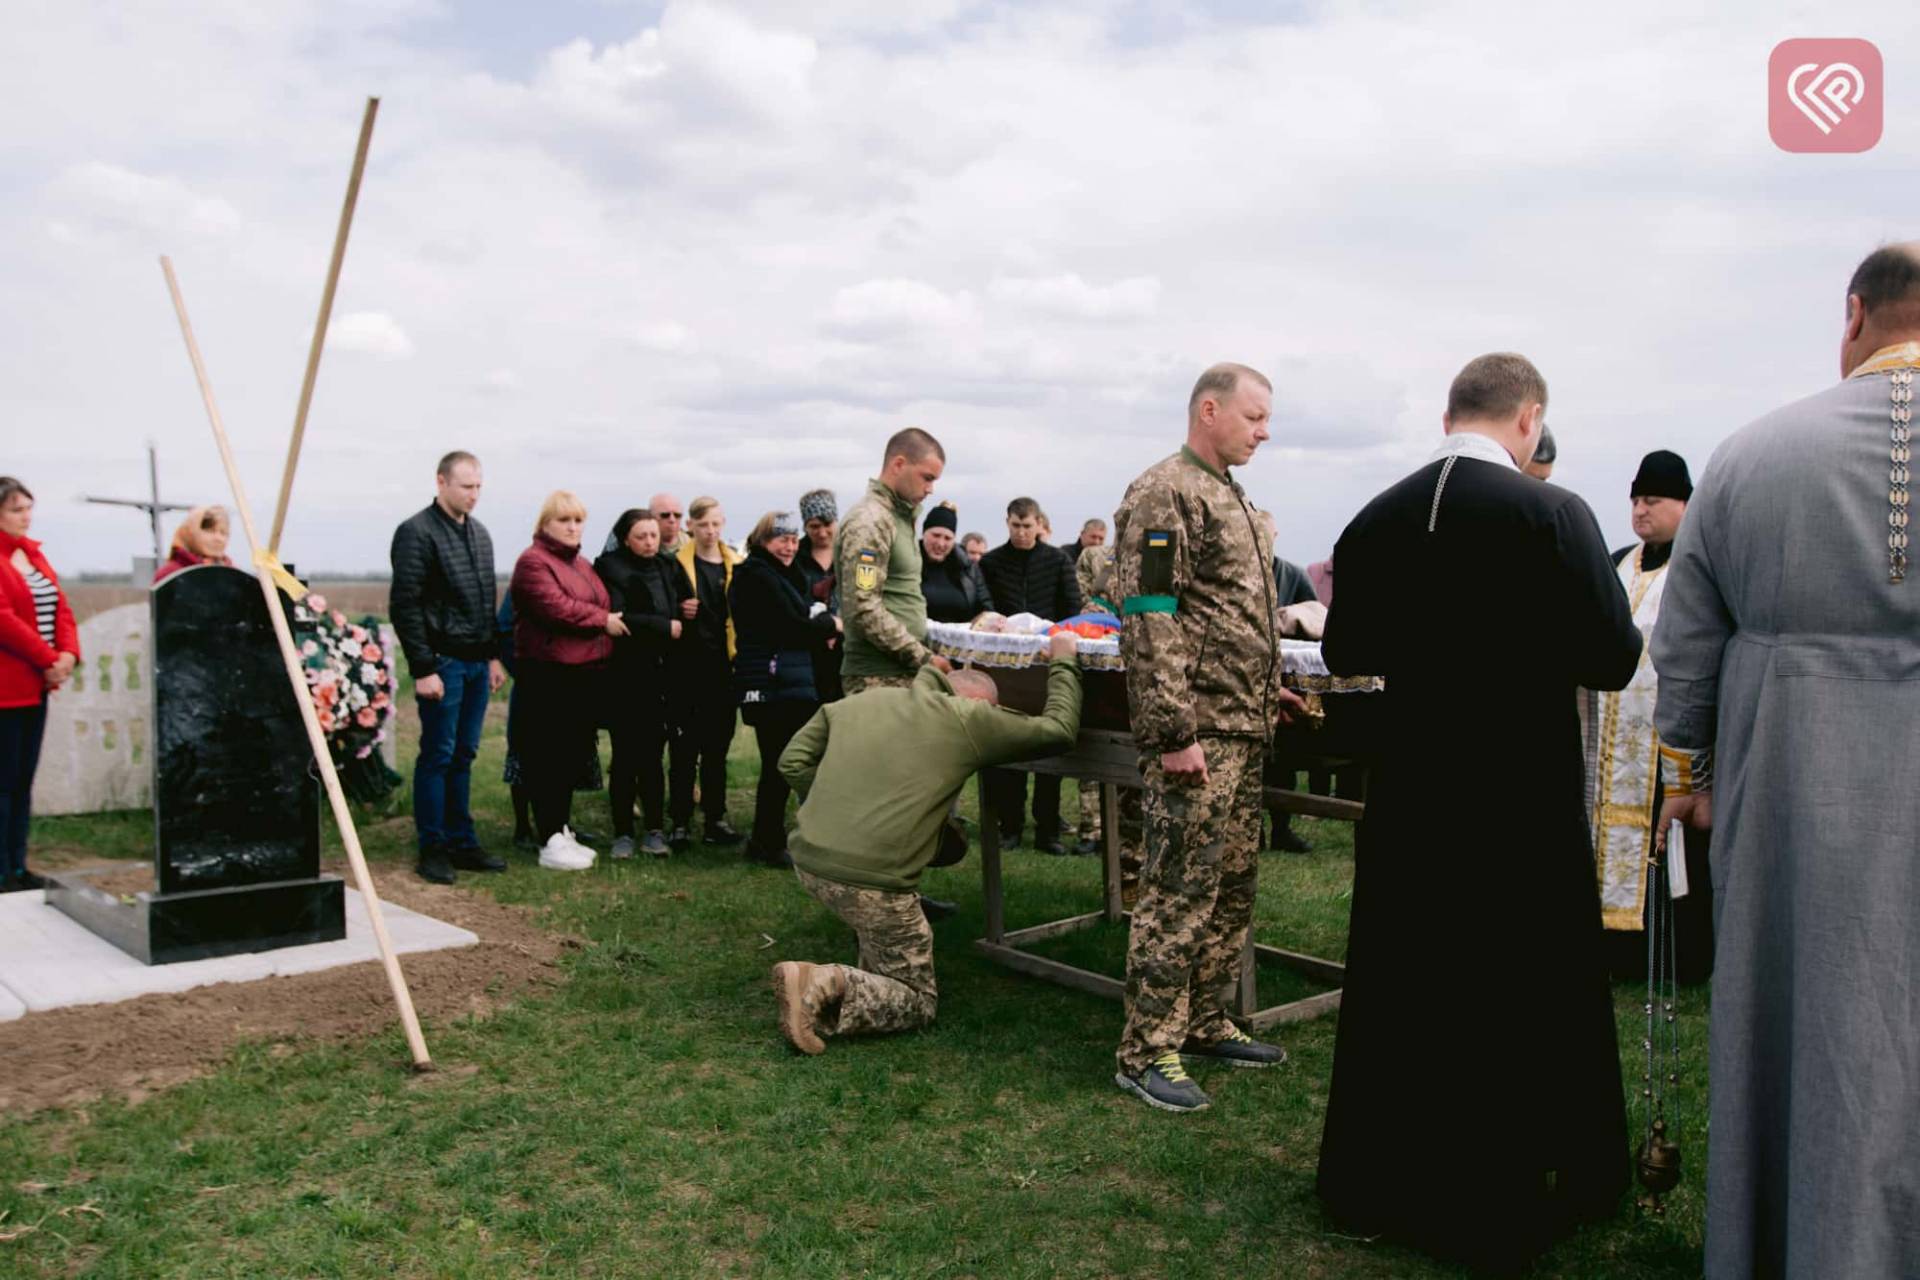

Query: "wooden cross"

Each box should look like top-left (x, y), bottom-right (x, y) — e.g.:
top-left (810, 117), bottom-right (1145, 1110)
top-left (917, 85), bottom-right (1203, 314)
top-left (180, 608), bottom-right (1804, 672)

top-left (82, 442), bottom-right (193, 565)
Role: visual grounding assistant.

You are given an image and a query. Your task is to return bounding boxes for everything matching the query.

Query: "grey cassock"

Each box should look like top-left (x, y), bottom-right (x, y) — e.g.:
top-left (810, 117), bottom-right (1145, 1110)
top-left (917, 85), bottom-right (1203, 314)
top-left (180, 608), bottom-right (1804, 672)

top-left (1652, 367), bottom-right (1920, 1279)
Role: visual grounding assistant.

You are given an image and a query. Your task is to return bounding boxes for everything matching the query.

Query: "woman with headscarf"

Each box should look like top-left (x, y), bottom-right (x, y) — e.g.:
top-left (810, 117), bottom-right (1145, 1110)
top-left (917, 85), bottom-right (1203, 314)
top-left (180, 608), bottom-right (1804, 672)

top-left (595, 507), bottom-right (692, 858)
top-left (152, 505), bottom-right (234, 583)
top-left (729, 511), bottom-right (840, 867)
top-left (918, 501), bottom-right (993, 624)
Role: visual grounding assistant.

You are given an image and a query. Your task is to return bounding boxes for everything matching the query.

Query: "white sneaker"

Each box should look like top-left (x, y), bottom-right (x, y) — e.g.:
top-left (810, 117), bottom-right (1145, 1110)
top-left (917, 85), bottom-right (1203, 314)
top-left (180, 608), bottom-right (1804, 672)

top-left (539, 827), bottom-right (596, 870)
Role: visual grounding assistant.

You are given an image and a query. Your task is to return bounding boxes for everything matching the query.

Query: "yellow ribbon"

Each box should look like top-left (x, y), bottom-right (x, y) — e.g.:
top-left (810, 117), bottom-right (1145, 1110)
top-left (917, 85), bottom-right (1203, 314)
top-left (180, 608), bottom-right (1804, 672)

top-left (252, 547), bottom-right (309, 599)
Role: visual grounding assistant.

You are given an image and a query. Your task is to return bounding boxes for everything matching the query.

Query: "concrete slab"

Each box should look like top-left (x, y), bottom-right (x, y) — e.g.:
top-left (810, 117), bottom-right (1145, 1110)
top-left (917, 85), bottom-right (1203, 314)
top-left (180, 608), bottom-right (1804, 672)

top-left (0, 887), bottom-right (477, 1020)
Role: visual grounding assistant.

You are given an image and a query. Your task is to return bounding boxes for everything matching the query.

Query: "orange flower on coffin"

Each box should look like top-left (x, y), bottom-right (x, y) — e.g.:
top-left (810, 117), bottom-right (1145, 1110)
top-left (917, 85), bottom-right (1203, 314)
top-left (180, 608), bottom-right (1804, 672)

top-left (315, 682), bottom-right (339, 707)
top-left (355, 706), bottom-right (378, 728)
top-left (361, 642), bottom-right (383, 662)
top-left (316, 707), bottom-right (335, 731)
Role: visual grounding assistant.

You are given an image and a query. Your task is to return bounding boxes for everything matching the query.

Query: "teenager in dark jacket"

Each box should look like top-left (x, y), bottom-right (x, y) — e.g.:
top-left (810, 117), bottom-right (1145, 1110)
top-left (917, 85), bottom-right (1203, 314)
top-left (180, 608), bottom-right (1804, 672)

top-left (668, 496), bottom-right (743, 851)
top-left (918, 501), bottom-right (993, 624)
top-left (730, 511), bottom-right (841, 868)
top-left (596, 508), bottom-right (692, 858)
top-left (796, 488), bottom-right (844, 703)
top-left (979, 497), bottom-right (1081, 852)
top-left (510, 491), bottom-right (626, 870)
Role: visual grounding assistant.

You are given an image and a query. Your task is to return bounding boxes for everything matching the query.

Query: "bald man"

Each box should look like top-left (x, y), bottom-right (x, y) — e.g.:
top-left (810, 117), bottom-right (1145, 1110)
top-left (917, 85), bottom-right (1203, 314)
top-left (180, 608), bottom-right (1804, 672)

top-left (770, 633), bottom-right (1083, 1054)
top-left (648, 492), bottom-right (687, 555)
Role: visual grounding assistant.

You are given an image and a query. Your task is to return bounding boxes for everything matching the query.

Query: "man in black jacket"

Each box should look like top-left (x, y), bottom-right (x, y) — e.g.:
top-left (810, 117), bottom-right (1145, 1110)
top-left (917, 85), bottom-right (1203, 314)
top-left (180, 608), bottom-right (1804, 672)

top-left (979, 497), bottom-right (1082, 852)
top-left (389, 451), bottom-right (507, 883)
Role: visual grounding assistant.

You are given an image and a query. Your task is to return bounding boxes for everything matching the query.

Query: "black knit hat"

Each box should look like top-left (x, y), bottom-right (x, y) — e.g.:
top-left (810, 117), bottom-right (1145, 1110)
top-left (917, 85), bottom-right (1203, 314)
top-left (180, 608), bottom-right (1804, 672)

top-left (1631, 450), bottom-right (1692, 501)
top-left (924, 500), bottom-right (958, 533)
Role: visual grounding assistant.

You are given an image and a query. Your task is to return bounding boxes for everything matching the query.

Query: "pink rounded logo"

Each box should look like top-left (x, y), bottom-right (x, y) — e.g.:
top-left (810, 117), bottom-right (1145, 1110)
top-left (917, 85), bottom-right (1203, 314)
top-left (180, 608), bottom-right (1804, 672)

top-left (1770, 39), bottom-right (1883, 153)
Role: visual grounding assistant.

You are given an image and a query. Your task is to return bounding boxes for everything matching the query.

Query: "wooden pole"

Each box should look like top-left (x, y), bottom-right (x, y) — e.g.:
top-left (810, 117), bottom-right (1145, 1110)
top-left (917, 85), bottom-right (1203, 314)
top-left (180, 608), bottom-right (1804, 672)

top-left (267, 96), bottom-right (380, 555)
top-left (159, 254), bottom-right (433, 1071)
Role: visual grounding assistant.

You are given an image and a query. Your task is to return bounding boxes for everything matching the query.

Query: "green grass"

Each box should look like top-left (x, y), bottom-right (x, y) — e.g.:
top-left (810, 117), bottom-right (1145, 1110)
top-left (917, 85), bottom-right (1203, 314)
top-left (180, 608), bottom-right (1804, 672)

top-left (0, 692), bottom-right (1709, 1278)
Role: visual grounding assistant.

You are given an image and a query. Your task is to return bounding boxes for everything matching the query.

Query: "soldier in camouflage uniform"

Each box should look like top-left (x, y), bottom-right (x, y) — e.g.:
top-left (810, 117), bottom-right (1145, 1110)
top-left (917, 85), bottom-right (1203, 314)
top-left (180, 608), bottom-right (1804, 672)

top-left (834, 428), bottom-right (953, 695)
top-left (771, 635), bottom-right (1084, 1053)
top-left (1111, 362), bottom-right (1307, 1114)
top-left (1071, 544), bottom-right (1130, 864)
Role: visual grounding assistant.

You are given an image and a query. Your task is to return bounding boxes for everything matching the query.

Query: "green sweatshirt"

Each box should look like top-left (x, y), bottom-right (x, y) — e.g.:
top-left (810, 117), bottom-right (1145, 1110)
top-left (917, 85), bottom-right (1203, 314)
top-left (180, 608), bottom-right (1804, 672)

top-left (780, 657), bottom-right (1084, 891)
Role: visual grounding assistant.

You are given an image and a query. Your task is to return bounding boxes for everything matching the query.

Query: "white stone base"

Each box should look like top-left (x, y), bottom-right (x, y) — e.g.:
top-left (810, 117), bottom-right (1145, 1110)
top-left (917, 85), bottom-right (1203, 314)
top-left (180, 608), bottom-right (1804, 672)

top-left (0, 887), bottom-right (477, 1020)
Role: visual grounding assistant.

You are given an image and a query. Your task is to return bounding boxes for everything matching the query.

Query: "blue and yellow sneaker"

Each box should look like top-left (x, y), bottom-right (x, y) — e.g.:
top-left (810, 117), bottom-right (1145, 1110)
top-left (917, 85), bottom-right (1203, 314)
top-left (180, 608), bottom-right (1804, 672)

top-left (1181, 1024), bottom-right (1287, 1069)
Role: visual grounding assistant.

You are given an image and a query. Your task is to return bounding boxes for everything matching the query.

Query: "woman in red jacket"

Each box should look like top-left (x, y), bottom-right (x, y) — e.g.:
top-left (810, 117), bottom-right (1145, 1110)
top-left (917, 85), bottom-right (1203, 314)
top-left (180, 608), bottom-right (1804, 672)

top-left (510, 490), bottom-right (627, 870)
top-left (152, 505), bottom-right (234, 583)
top-left (0, 477), bottom-right (80, 892)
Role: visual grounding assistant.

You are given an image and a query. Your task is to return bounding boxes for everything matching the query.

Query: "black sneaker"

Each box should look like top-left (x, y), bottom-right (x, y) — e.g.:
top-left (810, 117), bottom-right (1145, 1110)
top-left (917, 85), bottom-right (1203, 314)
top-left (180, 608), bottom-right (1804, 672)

top-left (1181, 1026), bottom-right (1288, 1069)
top-left (705, 818), bottom-right (744, 846)
top-left (1041, 839), bottom-right (1069, 857)
top-left (448, 844), bottom-right (507, 873)
top-left (998, 829), bottom-right (1023, 850)
top-left (1074, 837), bottom-right (1102, 856)
top-left (744, 845), bottom-right (793, 869)
top-left (416, 849), bottom-right (456, 885)
top-left (10, 869), bottom-right (47, 892)
top-left (1115, 1052), bottom-right (1212, 1113)
top-left (513, 829), bottom-right (539, 853)
top-left (668, 826), bottom-right (692, 853)
top-left (641, 830), bottom-right (671, 857)
top-left (918, 895), bottom-right (958, 922)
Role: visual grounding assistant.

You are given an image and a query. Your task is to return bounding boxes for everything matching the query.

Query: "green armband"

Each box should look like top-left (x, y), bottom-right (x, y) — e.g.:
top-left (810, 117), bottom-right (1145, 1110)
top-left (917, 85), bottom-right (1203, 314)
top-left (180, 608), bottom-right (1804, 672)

top-left (1122, 595), bottom-right (1178, 616)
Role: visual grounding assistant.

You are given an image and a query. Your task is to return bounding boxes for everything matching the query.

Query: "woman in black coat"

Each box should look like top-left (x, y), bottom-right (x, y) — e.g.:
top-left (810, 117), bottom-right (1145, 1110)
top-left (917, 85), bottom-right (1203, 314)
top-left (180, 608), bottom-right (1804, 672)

top-left (729, 510), bottom-right (840, 867)
top-left (594, 508), bottom-right (691, 858)
top-left (918, 501), bottom-right (993, 624)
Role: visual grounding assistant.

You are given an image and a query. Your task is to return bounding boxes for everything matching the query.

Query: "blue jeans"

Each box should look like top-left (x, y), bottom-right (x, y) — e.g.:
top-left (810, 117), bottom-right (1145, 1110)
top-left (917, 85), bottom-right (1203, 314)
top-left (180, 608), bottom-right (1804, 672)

top-left (413, 658), bottom-right (490, 852)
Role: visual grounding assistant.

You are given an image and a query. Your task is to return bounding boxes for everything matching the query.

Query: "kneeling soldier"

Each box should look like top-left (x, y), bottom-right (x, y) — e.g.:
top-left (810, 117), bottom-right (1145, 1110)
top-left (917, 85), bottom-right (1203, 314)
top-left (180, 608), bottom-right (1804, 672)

top-left (770, 632), bottom-right (1083, 1052)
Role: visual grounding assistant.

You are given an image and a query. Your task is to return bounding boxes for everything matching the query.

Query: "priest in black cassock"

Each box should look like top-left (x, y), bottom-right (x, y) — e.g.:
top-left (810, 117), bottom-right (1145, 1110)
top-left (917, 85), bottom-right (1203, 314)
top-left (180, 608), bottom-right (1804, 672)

top-left (1315, 353), bottom-right (1643, 1271)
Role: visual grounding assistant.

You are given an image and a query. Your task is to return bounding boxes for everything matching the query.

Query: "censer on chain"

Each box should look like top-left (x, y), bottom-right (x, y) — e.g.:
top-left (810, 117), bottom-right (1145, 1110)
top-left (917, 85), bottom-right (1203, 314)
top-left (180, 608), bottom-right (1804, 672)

top-left (1635, 819), bottom-right (1686, 1214)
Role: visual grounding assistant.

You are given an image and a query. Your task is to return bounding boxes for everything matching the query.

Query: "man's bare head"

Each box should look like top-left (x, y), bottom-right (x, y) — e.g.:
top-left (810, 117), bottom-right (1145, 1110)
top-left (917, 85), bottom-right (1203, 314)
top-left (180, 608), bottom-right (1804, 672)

top-left (879, 428), bottom-right (946, 504)
top-left (947, 669), bottom-right (1000, 705)
top-left (1442, 352), bottom-right (1549, 467)
top-left (1187, 362), bottom-right (1273, 470)
top-left (1842, 241), bottom-right (1920, 377)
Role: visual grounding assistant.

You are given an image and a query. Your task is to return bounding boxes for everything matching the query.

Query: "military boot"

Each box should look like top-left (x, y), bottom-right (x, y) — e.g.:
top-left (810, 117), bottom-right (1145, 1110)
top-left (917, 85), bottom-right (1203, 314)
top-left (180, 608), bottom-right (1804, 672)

top-left (771, 961), bottom-right (846, 1055)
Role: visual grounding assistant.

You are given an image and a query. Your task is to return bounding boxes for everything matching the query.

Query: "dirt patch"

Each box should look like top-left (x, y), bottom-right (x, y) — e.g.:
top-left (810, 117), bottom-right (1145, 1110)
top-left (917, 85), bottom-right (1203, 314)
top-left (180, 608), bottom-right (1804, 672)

top-left (0, 862), bottom-right (573, 1115)
top-left (71, 864), bottom-right (156, 898)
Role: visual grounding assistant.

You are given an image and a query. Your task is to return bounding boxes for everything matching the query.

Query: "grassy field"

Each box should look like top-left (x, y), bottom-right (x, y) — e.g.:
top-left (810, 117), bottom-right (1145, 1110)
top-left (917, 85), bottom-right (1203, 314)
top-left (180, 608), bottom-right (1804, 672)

top-left (0, 687), bottom-right (1709, 1278)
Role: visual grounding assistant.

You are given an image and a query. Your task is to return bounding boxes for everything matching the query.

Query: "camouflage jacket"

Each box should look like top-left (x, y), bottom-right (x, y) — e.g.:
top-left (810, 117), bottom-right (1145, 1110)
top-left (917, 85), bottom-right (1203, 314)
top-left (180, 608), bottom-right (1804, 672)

top-left (834, 478), bottom-right (931, 678)
top-left (1113, 446), bottom-right (1281, 752)
top-left (1076, 544), bottom-right (1117, 616)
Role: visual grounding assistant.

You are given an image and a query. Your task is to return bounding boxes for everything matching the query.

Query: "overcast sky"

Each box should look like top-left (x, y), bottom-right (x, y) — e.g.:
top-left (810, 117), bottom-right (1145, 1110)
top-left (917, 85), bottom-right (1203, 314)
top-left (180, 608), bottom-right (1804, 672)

top-left (8, 0), bottom-right (1918, 574)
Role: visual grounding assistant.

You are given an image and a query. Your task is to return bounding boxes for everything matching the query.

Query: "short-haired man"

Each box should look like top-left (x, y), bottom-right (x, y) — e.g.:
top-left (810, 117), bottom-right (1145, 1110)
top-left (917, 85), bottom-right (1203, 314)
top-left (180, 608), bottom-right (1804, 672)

top-left (1316, 352), bottom-right (1641, 1269)
top-left (1112, 363), bottom-right (1303, 1112)
top-left (1585, 449), bottom-right (1711, 981)
top-left (390, 451), bottom-right (509, 884)
top-left (833, 428), bottom-right (952, 695)
top-left (770, 632), bottom-right (1083, 1053)
top-left (960, 531), bottom-right (988, 562)
top-left (980, 496), bottom-right (1083, 852)
top-left (1066, 517), bottom-right (1108, 562)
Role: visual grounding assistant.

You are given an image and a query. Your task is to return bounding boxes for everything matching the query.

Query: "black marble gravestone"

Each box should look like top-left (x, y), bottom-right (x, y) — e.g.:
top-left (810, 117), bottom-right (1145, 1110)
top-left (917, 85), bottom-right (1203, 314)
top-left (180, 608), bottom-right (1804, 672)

top-left (46, 564), bottom-right (345, 963)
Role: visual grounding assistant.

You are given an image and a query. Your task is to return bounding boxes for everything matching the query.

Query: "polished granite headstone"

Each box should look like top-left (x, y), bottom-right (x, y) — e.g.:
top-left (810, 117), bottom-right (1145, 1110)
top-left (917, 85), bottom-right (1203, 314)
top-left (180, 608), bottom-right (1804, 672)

top-left (45, 564), bottom-right (345, 964)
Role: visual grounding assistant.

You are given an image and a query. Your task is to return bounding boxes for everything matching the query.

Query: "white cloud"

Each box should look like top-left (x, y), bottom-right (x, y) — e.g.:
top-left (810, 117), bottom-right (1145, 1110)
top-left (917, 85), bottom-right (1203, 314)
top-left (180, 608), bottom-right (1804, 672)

top-left (47, 161), bottom-right (242, 240)
top-left (990, 273), bottom-right (1161, 320)
top-left (633, 321), bottom-right (692, 352)
top-left (327, 312), bottom-right (414, 359)
top-left (479, 368), bottom-right (521, 394)
top-left (823, 278), bottom-right (978, 336)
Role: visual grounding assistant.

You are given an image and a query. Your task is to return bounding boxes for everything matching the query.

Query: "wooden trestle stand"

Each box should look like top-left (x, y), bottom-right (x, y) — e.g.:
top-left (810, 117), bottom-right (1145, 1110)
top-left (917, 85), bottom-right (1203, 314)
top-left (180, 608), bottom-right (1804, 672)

top-left (971, 683), bottom-right (1364, 1031)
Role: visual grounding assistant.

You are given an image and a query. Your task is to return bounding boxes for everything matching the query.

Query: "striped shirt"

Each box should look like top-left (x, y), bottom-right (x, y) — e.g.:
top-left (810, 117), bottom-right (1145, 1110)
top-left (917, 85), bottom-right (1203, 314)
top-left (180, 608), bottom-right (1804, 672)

top-left (21, 564), bottom-right (57, 648)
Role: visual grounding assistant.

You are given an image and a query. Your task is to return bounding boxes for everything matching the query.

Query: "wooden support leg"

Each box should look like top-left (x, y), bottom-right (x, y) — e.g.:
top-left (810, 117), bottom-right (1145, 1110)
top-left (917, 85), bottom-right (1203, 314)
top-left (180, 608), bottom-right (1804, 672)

top-left (1100, 783), bottom-right (1122, 922)
top-left (978, 771), bottom-right (1004, 944)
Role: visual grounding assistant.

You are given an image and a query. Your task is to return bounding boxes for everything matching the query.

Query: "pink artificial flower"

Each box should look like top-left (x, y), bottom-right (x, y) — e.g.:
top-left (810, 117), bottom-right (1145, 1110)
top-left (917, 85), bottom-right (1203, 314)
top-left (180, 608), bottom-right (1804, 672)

top-left (355, 706), bottom-right (378, 728)
top-left (331, 611), bottom-right (348, 628)
top-left (355, 744), bottom-right (373, 759)
top-left (349, 625), bottom-right (368, 642)
top-left (361, 643), bottom-right (383, 662)
top-left (307, 594), bottom-right (328, 612)
top-left (370, 691), bottom-right (390, 710)
top-left (316, 708), bottom-right (335, 731)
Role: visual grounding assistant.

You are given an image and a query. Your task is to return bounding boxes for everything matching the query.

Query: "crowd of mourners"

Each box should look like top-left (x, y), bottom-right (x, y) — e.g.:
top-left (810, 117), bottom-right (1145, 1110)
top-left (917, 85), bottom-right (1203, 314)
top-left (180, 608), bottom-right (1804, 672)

top-left (382, 450), bottom-right (1187, 883)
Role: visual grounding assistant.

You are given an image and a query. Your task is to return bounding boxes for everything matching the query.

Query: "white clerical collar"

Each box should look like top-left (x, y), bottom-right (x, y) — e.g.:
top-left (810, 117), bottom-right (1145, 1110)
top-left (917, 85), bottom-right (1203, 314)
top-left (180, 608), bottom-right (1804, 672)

top-left (1427, 431), bottom-right (1520, 471)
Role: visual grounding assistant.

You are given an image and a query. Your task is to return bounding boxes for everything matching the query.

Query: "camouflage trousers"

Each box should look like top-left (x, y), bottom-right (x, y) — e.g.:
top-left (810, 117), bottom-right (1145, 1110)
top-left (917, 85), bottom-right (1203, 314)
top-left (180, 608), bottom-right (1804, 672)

top-left (794, 867), bottom-right (937, 1036)
top-left (1115, 736), bottom-right (1264, 1075)
top-left (841, 672), bottom-right (915, 696)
